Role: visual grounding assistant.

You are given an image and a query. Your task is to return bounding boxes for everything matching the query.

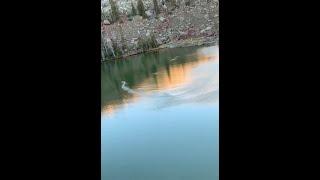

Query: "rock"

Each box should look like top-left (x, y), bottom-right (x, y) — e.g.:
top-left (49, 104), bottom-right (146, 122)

top-left (179, 31), bottom-right (188, 36)
top-left (133, 16), bottom-right (142, 21)
top-left (206, 32), bottom-right (214, 37)
top-left (106, 38), bottom-right (112, 43)
top-left (200, 29), bottom-right (206, 34)
top-left (163, 5), bottom-right (167, 10)
top-left (205, 26), bottom-right (212, 31)
top-left (131, 38), bottom-right (138, 43)
top-left (103, 20), bottom-right (110, 25)
top-left (156, 38), bottom-right (162, 44)
top-left (146, 10), bottom-right (152, 17)
top-left (159, 17), bottom-right (166, 22)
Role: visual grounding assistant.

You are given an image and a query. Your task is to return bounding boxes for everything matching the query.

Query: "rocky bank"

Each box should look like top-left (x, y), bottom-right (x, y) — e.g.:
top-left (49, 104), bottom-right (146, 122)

top-left (101, 0), bottom-right (219, 61)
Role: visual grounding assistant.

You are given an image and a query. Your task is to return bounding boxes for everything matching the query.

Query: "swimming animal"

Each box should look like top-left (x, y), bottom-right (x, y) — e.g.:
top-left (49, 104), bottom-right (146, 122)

top-left (170, 56), bottom-right (179, 61)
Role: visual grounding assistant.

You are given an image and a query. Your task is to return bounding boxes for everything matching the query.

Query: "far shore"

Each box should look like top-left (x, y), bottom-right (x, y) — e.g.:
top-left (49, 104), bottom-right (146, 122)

top-left (101, 36), bottom-right (218, 62)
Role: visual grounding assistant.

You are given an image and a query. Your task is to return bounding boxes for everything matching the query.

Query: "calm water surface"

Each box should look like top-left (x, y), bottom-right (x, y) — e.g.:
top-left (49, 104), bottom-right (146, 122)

top-left (101, 45), bottom-right (219, 180)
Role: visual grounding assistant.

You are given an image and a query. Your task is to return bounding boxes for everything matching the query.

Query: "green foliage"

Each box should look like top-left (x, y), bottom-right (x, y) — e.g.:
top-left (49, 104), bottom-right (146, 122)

top-left (102, 9), bottom-right (118, 24)
top-left (101, 11), bottom-right (111, 22)
top-left (137, 0), bottom-right (147, 18)
top-left (172, 0), bottom-right (177, 6)
top-left (185, 0), bottom-right (190, 6)
top-left (101, 12), bottom-right (106, 21)
top-left (101, 40), bottom-right (114, 60)
top-left (109, 0), bottom-right (120, 22)
top-left (119, 26), bottom-right (127, 51)
top-left (149, 33), bottom-right (158, 48)
top-left (111, 39), bottom-right (123, 57)
top-left (137, 33), bottom-right (159, 51)
top-left (101, 38), bottom-right (107, 61)
top-left (153, 0), bottom-right (160, 16)
top-left (137, 38), bottom-right (145, 51)
top-left (169, 0), bottom-right (176, 7)
top-left (163, 0), bottom-right (178, 11)
top-left (131, 2), bottom-right (137, 16)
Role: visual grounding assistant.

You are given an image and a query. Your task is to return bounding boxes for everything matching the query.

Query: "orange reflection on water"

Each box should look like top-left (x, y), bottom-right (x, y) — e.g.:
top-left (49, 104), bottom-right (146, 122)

top-left (102, 46), bottom-right (219, 117)
top-left (198, 55), bottom-right (218, 61)
top-left (141, 54), bottom-right (217, 91)
top-left (102, 94), bottom-right (140, 117)
top-left (153, 64), bottom-right (192, 90)
top-left (102, 104), bottom-right (115, 117)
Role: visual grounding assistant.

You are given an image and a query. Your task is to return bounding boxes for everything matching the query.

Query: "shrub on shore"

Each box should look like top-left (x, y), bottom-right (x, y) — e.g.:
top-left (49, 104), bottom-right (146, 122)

top-left (137, 0), bottom-right (147, 18)
top-left (110, 0), bottom-right (120, 22)
top-left (137, 33), bottom-right (159, 51)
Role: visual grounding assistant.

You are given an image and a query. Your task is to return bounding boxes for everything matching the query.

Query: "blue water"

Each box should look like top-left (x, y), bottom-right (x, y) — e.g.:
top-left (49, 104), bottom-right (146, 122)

top-left (101, 46), bottom-right (219, 180)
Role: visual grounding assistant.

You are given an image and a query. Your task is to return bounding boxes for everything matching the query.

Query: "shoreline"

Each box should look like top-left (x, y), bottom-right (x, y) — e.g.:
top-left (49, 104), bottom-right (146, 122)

top-left (101, 36), bottom-right (218, 62)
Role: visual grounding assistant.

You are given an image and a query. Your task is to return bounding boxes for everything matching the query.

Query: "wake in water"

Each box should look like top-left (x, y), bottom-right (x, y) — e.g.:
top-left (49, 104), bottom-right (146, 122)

top-left (120, 46), bottom-right (219, 110)
top-left (121, 80), bottom-right (173, 98)
top-left (120, 62), bottom-right (218, 110)
top-left (121, 81), bottom-right (142, 95)
top-left (155, 72), bottom-right (218, 109)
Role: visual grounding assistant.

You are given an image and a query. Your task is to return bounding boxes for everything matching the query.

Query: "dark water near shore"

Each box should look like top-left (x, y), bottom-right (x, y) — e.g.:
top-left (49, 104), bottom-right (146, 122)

top-left (101, 45), bottom-right (219, 180)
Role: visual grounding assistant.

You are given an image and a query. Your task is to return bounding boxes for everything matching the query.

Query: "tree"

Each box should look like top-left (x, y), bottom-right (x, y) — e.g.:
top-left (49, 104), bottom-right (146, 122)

top-left (153, 0), bottom-right (160, 16)
top-left (131, 2), bottom-right (137, 16)
top-left (111, 39), bottom-right (122, 57)
top-left (109, 0), bottom-right (120, 22)
top-left (119, 25), bottom-right (126, 53)
top-left (149, 33), bottom-right (158, 48)
top-left (137, 0), bottom-right (147, 18)
top-left (185, 0), bottom-right (193, 6)
top-left (101, 10), bottom-right (105, 21)
top-left (169, 0), bottom-right (177, 8)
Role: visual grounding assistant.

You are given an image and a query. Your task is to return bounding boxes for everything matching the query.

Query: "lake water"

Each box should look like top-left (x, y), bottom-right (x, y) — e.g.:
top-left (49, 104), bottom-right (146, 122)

top-left (101, 45), bottom-right (219, 180)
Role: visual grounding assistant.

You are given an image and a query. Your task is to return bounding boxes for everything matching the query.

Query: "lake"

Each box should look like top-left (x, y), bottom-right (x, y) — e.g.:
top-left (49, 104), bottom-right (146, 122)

top-left (101, 45), bottom-right (219, 180)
